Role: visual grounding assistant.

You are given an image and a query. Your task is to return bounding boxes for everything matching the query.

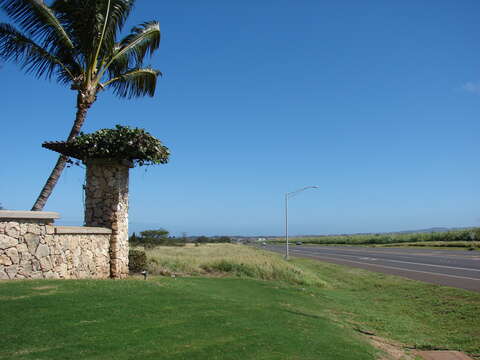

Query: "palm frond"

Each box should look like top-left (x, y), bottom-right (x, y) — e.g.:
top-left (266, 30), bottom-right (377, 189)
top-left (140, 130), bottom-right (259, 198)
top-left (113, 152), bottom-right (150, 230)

top-left (94, 0), bottom-right (136, 61)
top-left (0, 0), bottom-right (73, 51)
top-left (51, 0), bottom-right (135, 71)
top-left (105, 21), bottom-right (160, 77)
top-left (0, 23), bottom-right (74, 83)
top-left (50, 0), bottom-right (96, 67)
top-left (103, 67), bottom-right (160, 98)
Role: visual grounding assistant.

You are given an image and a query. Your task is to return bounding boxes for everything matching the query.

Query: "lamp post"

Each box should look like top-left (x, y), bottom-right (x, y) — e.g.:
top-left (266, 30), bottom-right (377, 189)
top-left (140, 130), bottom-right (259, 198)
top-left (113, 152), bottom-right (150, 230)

top-left (285, 186), bottom-right (319, 260)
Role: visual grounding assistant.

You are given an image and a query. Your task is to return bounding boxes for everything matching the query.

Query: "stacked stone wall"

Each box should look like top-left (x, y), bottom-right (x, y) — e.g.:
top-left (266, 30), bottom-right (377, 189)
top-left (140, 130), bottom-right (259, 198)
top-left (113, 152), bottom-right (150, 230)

top-left (0, 216), bottom-right (111, 280)
top-left (1, 158), bottom-right (131, 281)
top-left (84, 160), bottom-right (130, 279)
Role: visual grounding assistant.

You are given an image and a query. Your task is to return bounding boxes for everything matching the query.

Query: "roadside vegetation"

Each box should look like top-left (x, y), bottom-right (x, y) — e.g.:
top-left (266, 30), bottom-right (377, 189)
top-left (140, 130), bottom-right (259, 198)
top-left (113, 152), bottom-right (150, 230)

top-left (142, 244), bottom-right (326, 287)
top-left (295, 257), bottom-right (480, 358)
top-left (270, 228), bottom-right (480, 249)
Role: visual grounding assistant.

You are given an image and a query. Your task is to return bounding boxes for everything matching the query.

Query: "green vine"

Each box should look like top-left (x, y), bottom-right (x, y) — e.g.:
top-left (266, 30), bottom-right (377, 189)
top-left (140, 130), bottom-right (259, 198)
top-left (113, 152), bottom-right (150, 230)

top-left (60, 125), bottom-right (170, 166)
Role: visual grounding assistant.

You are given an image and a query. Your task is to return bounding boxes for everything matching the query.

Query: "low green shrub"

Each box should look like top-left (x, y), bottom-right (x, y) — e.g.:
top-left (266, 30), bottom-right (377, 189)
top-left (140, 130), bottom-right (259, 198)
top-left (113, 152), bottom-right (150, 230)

top-left (128, 249), bottom-right (147, 273)
top-left (201, 261), bottom-right (256, 278)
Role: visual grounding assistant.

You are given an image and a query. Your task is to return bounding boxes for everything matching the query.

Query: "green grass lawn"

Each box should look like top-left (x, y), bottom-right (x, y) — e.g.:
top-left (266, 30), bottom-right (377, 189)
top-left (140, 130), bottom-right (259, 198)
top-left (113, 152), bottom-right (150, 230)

top-left (0, 278), bottom-right (376, 360)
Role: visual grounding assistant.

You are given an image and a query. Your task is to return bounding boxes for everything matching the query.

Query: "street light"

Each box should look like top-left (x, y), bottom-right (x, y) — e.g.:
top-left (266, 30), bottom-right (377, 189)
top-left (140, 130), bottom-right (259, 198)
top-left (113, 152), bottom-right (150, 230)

top-left (285, 186), bottom-right (319, 260)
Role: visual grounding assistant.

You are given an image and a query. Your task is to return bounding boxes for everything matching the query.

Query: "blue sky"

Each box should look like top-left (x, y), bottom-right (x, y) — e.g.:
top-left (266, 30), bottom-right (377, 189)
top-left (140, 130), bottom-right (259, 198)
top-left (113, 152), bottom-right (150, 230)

top-left (1, 0), bottom-right (479, 236)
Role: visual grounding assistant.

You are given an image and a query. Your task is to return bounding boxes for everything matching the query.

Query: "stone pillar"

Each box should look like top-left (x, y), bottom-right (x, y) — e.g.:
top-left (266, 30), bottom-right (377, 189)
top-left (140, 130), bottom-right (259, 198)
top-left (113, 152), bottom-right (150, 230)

top-left (84, 159), bottom-right (132, 279)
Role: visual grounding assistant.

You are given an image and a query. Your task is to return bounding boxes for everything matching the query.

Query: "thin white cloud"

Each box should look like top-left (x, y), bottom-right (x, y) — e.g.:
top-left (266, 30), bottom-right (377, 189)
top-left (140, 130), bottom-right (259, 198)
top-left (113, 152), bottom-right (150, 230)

top-left (462, 81), bottom-right (480, 95)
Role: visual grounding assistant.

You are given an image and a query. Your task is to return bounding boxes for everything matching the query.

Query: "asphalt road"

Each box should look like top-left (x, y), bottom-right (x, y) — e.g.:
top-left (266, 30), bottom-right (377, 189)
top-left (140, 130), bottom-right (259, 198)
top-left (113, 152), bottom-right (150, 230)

top-left (264, 245), bottom-right (480, 292)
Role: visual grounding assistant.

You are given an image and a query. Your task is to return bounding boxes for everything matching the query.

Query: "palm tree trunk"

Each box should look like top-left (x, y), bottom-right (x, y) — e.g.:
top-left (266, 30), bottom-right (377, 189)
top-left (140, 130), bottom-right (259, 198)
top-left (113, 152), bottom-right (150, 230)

top-left (31, 91), bottom-right (94, 211)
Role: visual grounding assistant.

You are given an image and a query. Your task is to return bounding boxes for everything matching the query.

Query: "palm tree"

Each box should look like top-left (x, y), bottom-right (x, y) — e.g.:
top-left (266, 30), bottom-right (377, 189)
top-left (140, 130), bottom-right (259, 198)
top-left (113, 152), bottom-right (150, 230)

top-left (0, 0), bottom-right (161, 210)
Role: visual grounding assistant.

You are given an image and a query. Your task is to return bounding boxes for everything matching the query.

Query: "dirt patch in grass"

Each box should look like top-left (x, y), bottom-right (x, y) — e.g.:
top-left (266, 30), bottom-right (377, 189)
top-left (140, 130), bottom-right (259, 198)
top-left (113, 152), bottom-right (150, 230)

top-left (31, 286), bottom-right (57, 291)
top-left (367, 335), bottom-right (415, 360)
top-left (0, 285), bottom-right (60, 301)
top-left (13, 346), bottom-right (61, 356)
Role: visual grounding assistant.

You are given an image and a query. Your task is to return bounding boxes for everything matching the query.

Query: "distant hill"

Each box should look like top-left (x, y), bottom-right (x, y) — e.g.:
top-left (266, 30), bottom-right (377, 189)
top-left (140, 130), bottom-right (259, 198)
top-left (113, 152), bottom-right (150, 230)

top-left (396, 227), bottom-right (451, 234)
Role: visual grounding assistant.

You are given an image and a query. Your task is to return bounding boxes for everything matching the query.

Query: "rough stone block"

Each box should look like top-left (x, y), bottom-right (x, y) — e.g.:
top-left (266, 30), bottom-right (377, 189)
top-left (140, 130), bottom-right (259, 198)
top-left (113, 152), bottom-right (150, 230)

top-left (44, 271), bottom-right (58, 279)
top-left (0, 253), bottom-right (13, 266)
top-left (19, 259), bottom-right (33, 274)
top-left (16, 243), bottom-right (28, 253)
top-left (5, 223), bottom-right (20, 238)
top-left (27, 224), bottom-right (42, 235)
top-left (0, 234), bottom-right (18, 250)
top-left (30, 272), bottom-right (43, 279)
top-left (44, 234), bottom-right (54, 243)
top-left (72, 253), bottom-right (81, 268)
top-left (17, 244), bottom-right (31, 262)
top-left (5, 248), bottom-right (19, 264)
top-left (56, 263), bottom-right (68, 278)
top-left (20, 223), bottom-right (28, 235)
top-left (0, 266), bottom-right (9, 280)
top-left (5, 265), bottom-right (18, 279)
top-left (24, 233), bottom-right (40, 253)
top-left (39, 257), bottom-right (52, 271)
top-left (36, 244), bottom-right (50, 259)
top-left (53, 254), bottom-right (64, 267)
top-left (77, 270), bottom-right (88, 278)
top-left (31, 259), bottom-right (41, 272)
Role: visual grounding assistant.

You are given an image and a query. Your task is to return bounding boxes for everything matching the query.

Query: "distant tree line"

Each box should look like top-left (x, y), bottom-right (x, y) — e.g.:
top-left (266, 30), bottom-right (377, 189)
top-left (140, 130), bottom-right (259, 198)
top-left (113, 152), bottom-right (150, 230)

top-left (129, 229), bottom-right (181, 248)
top-left (278, 228), bottom-right (480, 246)
top-left (129, 229), bottom-right (232, 248)
top-left (194, 236), bottom-right (232, 244)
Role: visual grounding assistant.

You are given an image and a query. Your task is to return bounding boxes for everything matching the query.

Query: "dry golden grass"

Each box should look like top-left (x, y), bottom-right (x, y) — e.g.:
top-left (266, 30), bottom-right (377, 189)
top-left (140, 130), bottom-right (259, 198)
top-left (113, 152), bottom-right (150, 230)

top-left (144, 244), bottom-right (326, 287)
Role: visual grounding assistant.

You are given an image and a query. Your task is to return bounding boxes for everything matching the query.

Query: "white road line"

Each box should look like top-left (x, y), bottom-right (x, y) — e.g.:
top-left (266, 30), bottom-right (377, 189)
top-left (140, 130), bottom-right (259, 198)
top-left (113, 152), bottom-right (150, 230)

top-left (297, 246), bottom-right (478, 259)
top-left (290, 252), bottom-right (480, 282)
top-left (291, 249), bottom-right (480, 273)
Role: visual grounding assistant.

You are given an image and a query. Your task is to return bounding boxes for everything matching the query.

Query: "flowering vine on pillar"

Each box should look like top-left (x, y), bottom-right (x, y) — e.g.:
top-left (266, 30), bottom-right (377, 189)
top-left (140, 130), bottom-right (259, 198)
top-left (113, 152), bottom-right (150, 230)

top-left (42, 125), bottom-right (170, 278)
